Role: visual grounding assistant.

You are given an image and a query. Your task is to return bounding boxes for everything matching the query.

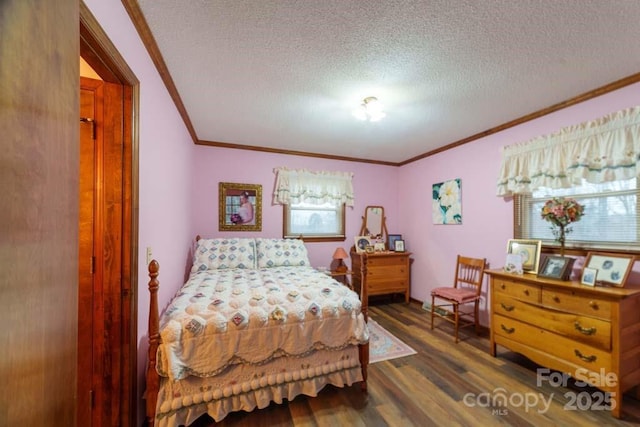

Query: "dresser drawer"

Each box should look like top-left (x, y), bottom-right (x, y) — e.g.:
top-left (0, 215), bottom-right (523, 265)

top-left (493, 293), bottom-right (611, 351)
top-left (366, 264), bottom-right (408, 280)
top-left (367, 280), bottom-right (408, 294)
top-left (493, 278), bottom-right (540, 304)
top-left (365, 256), bottom-right (409, 268)
top-left (493, 314), bottom-right (612, 372)
top-left (541, 288), bottom-right (612, 321)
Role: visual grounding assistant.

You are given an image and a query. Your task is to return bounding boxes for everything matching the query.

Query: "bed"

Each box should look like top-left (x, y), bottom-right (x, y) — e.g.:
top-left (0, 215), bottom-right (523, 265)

top-left (145, 237), bottom-right (370, 427)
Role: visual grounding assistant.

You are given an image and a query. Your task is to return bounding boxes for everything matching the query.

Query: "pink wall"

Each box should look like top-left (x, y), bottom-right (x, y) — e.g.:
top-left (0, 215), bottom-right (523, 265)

top-left (190, 146), bottom-right (399, 270)
top-left (87, 0), bottom-right (640, 421)
top-left (399, 81), bottom-right (640, 325)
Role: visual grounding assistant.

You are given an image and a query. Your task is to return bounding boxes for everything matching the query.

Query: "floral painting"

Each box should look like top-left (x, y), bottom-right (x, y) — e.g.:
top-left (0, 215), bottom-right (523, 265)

top-left (432, 178), bottom-right (462, 224)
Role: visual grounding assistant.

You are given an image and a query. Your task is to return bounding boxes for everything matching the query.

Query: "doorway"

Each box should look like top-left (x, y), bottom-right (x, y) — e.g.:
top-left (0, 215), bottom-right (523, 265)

top-left (79, 4), bottom-right (139, 426)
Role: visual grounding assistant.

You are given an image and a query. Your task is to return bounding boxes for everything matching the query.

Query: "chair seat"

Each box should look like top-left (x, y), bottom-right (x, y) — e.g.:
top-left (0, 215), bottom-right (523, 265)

top-left (431, 287), bottom-right (479, 304)
top-left (431, 255), bottom-right (486, 342)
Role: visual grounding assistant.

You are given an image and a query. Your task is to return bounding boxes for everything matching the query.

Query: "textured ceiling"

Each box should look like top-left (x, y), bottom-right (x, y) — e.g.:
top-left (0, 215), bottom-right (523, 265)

top-left (136, 0), bottom-right (640, 163)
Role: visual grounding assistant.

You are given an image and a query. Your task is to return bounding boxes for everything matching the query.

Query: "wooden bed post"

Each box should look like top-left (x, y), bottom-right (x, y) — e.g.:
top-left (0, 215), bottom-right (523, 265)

top-left (146, 260), bottom-right (160, 427)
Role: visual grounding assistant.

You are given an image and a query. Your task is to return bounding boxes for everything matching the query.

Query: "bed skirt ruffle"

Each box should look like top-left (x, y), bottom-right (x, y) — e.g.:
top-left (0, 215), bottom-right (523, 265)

top-left (154, 346), bottom-right (363, 427)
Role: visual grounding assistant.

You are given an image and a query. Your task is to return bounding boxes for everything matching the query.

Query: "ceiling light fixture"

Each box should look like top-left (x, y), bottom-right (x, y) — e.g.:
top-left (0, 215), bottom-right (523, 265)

top-left (353, 96), bottom-right (386, 122)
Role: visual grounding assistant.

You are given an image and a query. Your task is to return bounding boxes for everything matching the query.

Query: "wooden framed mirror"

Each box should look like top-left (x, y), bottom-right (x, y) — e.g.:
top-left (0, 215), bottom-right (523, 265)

top-left (360, 206), bottom-right (387, 242)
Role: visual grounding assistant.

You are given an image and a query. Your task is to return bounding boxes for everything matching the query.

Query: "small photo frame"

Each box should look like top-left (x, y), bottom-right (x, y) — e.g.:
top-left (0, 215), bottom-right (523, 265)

top-left (355, 236), bottom-right (372, 254)
top-left (537, 255), bottom-right (574, 280)
top-left (581, 267), bottom-right (598, 287)
top-left (506, 239), bottom-right (542, 274)
top-left (584, 252), bottom-right (635, 287)
top-left (504, 253), bottom-right (523, 274)
top-left (219, 182), bottom-right (262, 232)
top-left (388, 234), bottom-right (402, 251)
top-left (394, 239), bottom-right (405, 252)
top-left (365, 245), bottom-right (375, 254)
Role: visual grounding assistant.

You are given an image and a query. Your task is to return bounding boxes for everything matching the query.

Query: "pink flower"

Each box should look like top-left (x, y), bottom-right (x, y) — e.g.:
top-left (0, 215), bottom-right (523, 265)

top-left (541, 197), bottom-right (584, 228)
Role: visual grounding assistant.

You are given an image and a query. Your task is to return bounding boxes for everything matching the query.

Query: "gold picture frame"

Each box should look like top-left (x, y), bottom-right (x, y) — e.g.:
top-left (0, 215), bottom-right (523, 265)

top-left (506, 239), bottom-right (542, 274)
top-left (219, 182), bottom-right (262, 231)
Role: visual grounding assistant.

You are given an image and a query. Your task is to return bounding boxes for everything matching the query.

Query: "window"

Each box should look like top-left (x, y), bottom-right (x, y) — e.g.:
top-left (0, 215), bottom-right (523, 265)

top-left (515, 178), bottom-right (639, 251)
top-left (284, 202), bottom-right (345, 242)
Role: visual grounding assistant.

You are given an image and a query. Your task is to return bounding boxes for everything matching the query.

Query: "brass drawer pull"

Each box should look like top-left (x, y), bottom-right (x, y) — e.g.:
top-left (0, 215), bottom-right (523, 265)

top-left (574, 349), bottom-right (597, 363)
top-left (500, 303), bottom-right (514, 312)
top-left (500, 324), bottom-right (515, 334)
top-left (574, 321), bottom-right (596, 335)
top-left (552, 295), bottom-right (560, 303)
top-left (523, 289), bottom-right (529, 296)
top-left (589, 301), bottom-right (599, 310)
top-left (500, 283), bottom-right (506, 290)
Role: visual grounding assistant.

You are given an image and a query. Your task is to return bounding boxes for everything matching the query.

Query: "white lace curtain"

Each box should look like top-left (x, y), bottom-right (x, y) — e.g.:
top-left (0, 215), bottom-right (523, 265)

top-left (497, 106), bottom-right (640, 196)
top-left (273, 167), bottom-right (355, 206)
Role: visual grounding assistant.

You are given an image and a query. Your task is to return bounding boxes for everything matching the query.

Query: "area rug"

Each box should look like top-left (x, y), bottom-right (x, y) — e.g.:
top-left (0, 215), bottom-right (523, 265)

top-left (368, 318), bottom-right (417, 364)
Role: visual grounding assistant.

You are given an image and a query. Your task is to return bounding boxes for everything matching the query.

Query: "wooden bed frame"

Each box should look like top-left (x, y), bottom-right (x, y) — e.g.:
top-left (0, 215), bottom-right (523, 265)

top-left (145, 258), bottom-right (369, 427)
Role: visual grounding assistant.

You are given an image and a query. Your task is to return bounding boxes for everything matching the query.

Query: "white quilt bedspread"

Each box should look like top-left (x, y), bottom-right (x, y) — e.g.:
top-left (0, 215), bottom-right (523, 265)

top-left (157, 266), bottom-right (368, 381)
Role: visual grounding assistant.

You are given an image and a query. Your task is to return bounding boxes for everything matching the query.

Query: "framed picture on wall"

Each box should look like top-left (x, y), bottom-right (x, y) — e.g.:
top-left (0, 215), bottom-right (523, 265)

top-left (432, 178), bottom-right (462, 224)
top-left (219, 182), bottom-right (262, 231)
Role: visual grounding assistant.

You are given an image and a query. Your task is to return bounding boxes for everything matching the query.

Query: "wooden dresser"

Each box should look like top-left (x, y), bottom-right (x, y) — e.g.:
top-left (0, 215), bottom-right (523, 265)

top-left (486, 269), bottom-right (640, 418)
top-left (351, 250), bottom-right (411, 302)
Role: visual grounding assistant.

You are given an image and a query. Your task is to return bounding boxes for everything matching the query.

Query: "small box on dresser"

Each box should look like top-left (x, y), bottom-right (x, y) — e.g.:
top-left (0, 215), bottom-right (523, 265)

top-left (350, 250), bottom-right (411, 303)
top-left (486, 269), bottom-right (640, 418)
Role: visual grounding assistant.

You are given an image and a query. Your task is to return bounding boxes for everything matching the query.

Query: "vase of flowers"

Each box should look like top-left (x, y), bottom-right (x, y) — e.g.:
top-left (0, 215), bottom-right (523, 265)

top-left (541, 197), bottom-right (585, 257)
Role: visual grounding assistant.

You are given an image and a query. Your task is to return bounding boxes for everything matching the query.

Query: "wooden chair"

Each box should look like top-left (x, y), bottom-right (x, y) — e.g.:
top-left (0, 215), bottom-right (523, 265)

top-left (430, 255), bottom-right (486, 343)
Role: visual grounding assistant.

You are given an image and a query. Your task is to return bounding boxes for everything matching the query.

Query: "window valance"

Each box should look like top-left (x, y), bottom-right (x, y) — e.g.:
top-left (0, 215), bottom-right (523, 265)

top-left (273, 167), bottom-right (355, 206)
top-left (497, 106), bottom-right (640, 196)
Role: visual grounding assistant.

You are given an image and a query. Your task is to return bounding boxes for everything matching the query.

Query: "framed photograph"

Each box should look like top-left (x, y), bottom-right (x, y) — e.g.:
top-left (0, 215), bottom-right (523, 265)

top-left (506, 239), bottom-right (542, 274)
top-left (355, 236), bottom-right (372, 254)
top-left (585, 252), bottom-right (635, 287)
top-left (219, 182), bottom-right (262, 232)
top-left (504, 253), bottom-right (523, 274)
top-left (581, 267), bottom-right (598, 287)
top-left (365, 245), bottom-right (375, 254)
top-left (537, 255), bottom-right (574, 280)
top-left (394, 239), bottom-right (405, 252)
top-left (388, 234), bottom-right (402, 251)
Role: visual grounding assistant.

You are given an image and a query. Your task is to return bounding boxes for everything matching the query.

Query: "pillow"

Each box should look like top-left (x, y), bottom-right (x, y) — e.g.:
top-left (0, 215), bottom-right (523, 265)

top-left (191, 238), bottom-right (256, 272)
top-left (255, 238), bottom-right (310, 268)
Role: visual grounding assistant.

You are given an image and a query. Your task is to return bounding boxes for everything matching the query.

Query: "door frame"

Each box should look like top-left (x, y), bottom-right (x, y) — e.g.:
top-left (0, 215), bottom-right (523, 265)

top-left (80, 3), bottom-right (139, 425)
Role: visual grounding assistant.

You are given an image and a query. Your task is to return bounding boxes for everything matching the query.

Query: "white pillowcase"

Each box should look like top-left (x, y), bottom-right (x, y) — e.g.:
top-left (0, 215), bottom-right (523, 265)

top-left (255, 238), bottom-right (310, 268)
top-left (191, 238), bottom-right (256, 272)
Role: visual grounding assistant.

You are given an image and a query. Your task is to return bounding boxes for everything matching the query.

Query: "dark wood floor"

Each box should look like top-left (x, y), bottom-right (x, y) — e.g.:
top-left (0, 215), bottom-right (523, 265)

top-left (191, 299), bottom-right (640, 426)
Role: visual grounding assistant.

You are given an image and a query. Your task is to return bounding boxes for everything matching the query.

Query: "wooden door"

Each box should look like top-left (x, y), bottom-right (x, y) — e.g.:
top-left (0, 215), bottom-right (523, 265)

top-left (80, 4), bottom-right (139, 423)
top-left (78, 76), bottom-right (126, 427)
top-left (78, 80), bottom-right (98, 426)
